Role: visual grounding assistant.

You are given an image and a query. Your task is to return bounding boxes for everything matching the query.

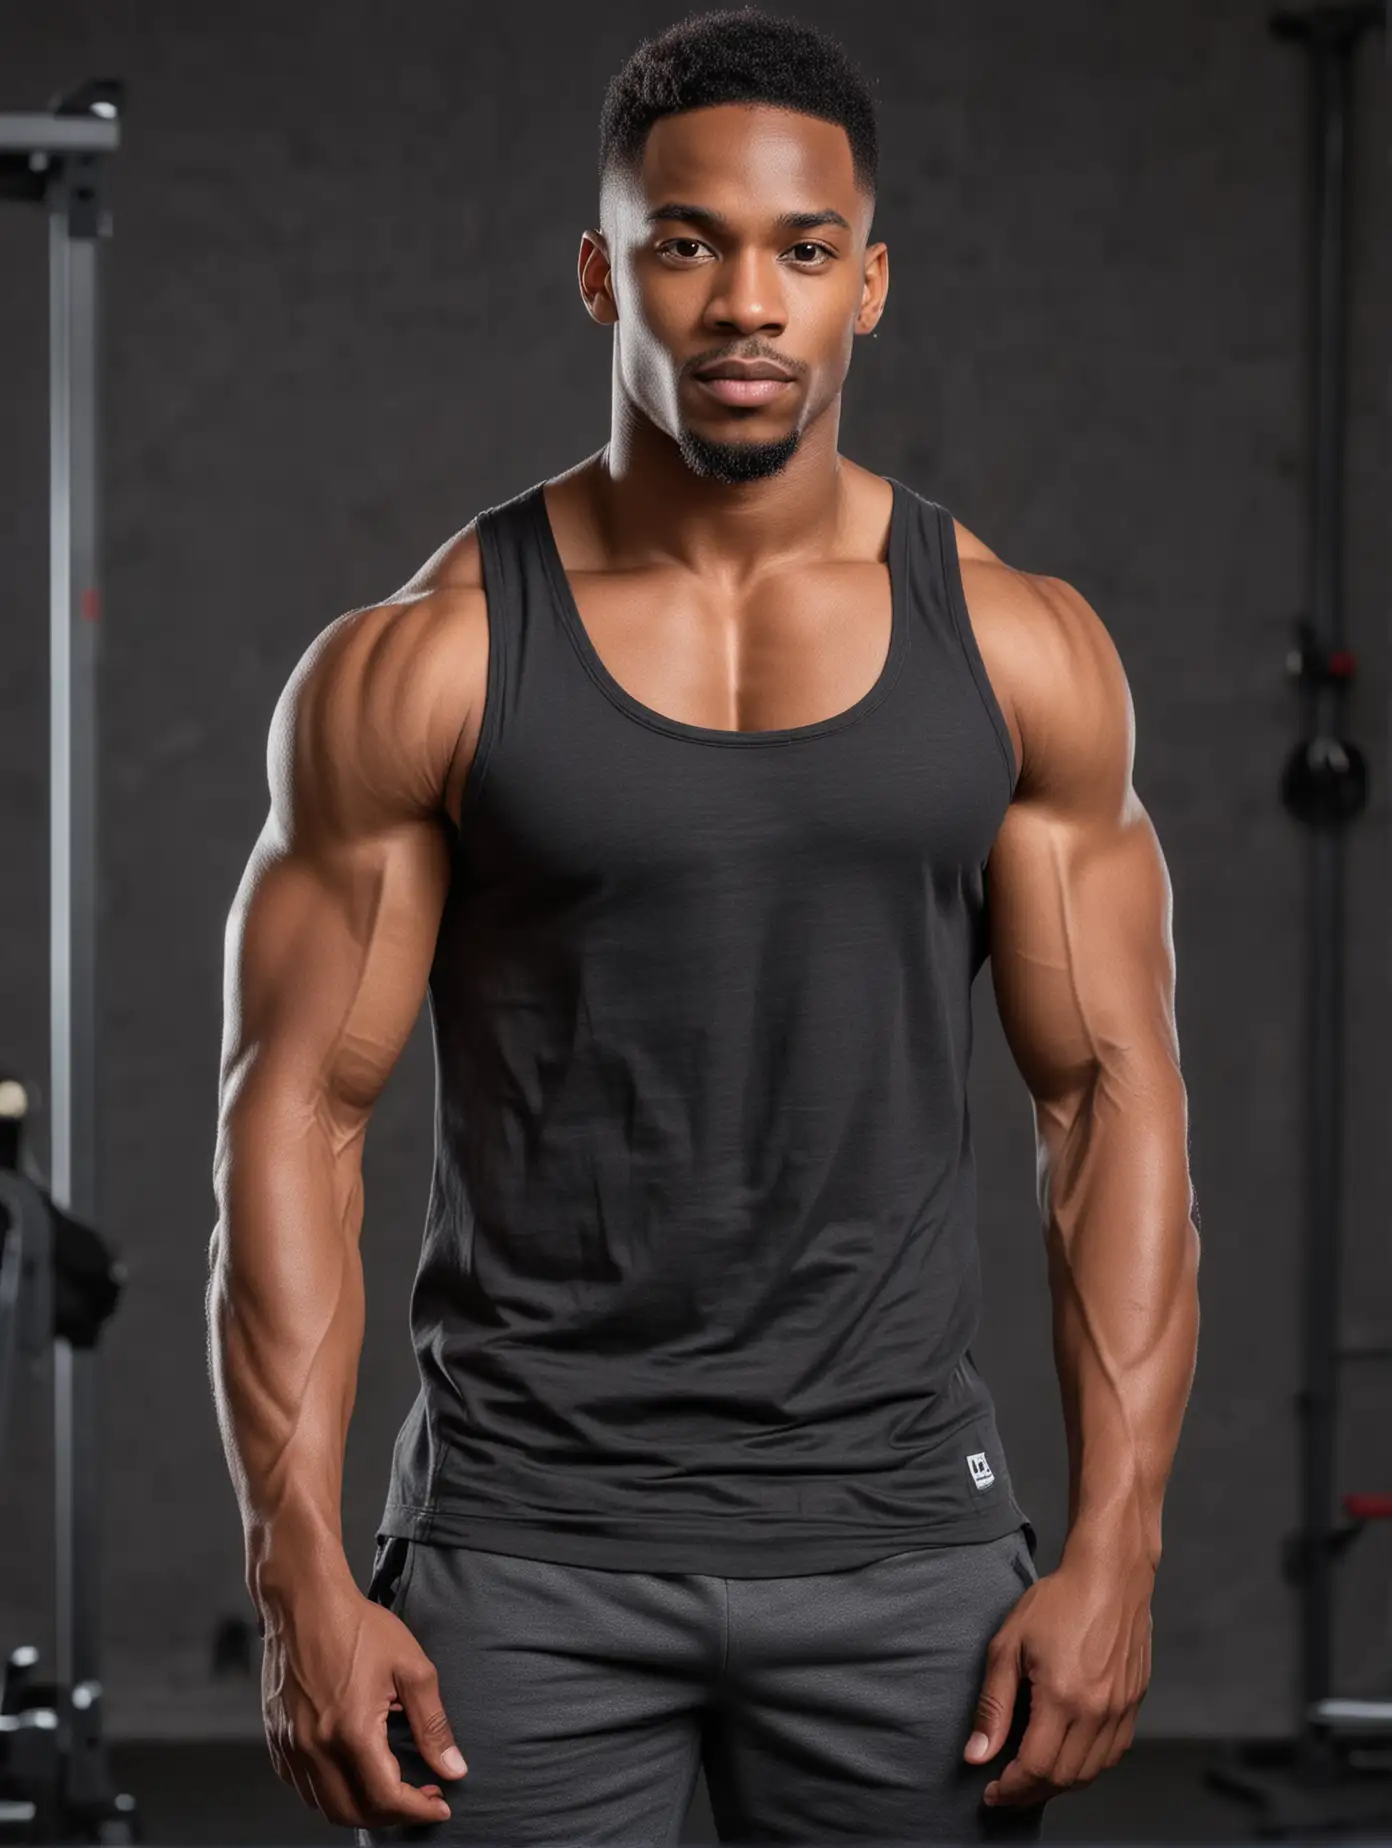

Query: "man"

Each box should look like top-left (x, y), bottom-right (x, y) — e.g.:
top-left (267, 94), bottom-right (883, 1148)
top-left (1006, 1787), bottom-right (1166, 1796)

top-left (207, 9), bottom-right (1200, 1843)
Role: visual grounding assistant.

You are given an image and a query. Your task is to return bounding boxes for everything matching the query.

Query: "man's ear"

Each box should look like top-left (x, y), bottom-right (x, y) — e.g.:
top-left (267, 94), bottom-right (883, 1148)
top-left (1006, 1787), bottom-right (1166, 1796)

top-left (578, 230), bottom-right (618, 326)
top-left (854, 240), bottom-right (889, 337)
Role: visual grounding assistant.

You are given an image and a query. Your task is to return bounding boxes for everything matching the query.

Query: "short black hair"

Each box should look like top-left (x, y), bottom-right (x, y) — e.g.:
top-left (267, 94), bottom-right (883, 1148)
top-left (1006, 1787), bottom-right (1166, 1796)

top-left (598, 8), bottom-right (878, 204)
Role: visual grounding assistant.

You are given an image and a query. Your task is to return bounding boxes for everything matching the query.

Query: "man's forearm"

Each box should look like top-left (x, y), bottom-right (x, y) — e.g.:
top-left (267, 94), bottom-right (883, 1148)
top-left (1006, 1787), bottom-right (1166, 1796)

top-left (207, 1079), bottom-right (368, 1616)
top-left (1038, 1062), bottom-right (1200, 1573)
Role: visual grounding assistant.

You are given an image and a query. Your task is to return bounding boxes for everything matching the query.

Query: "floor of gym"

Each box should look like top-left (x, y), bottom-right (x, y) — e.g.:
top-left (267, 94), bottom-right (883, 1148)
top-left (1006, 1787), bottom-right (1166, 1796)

top-left (107, 1738), bottom-right (1269, 1842)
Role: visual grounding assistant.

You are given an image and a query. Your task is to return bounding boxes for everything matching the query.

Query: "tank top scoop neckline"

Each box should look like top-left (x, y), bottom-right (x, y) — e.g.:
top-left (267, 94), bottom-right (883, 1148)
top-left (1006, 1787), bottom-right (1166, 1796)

top-left (524, 475), bottom-right (912, 750)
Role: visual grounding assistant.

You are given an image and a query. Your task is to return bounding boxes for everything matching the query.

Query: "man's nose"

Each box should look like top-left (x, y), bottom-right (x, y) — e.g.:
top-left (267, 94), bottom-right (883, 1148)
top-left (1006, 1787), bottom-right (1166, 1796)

top-left (703, 250), bottom-right (787, 335)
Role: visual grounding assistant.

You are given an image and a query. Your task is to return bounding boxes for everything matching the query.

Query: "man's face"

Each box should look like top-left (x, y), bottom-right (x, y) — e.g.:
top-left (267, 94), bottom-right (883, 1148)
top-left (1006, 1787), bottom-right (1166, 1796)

top-left (581, 104), bottom-right (888, 484)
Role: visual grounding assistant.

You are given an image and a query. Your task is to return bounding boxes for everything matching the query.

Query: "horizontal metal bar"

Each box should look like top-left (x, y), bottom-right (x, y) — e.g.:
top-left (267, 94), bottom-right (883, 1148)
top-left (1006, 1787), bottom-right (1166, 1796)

top-left (1313, 1697), bottom-right (1392, 1731)
top-left (0, 114), bottom-right (119, 154)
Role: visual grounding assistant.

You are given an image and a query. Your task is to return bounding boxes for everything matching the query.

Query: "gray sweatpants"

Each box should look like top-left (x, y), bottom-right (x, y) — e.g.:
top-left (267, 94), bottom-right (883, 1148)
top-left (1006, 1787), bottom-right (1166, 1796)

top-left (359, 1527), bottom-right (1044, 1846)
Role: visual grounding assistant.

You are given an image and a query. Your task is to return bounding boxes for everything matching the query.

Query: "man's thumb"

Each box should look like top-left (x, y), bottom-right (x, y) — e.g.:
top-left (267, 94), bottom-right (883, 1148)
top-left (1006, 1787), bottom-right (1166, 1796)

top-left (964, 1642), bottom-right (1019, 1763)
top-left (397, 1660), bottom-right (468, 1781)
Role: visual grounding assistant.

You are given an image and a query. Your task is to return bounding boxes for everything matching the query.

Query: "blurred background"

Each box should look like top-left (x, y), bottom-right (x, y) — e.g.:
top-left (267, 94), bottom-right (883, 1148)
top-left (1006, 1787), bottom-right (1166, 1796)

top-left (0, 0), bottom-right (1387, 1841)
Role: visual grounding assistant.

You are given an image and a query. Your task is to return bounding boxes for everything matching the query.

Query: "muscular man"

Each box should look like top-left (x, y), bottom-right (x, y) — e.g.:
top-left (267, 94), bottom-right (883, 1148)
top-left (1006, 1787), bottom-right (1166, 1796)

top-left (207, 11), bottom-right (1200, 1843)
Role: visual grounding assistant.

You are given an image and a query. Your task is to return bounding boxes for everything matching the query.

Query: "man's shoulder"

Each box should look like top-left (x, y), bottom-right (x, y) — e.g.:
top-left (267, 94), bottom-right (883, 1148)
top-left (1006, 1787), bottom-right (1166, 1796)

top-left (883, 475), bottom-right (1101, 652)
top-left (393, 514), bottom-right (485, 600)
top-left (952, 511), bottom-right (1113, 663)
top-left (270, 521), bottom-right (492, 818)
top-left (951, 526), bottom-right (1130, 795)
top-left (308, 519), bottom-right (488, 698)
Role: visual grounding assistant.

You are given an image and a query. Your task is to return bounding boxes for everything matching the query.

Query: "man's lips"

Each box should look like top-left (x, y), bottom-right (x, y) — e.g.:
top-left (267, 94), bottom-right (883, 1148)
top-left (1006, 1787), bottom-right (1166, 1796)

top-left (691, 375), bottom-right (794, 406)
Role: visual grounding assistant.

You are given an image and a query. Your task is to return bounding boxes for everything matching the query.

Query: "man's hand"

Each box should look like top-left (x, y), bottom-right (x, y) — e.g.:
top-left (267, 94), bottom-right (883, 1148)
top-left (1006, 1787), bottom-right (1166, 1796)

top-left (260, 1576), bottom-right (468, 1829)
top-left (963, 1548), bottom-right (1153, 1807)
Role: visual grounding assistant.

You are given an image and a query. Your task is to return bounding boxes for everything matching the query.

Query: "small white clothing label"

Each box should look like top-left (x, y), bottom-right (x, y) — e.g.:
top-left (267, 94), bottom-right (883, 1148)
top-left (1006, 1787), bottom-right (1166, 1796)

top-left (967, 1451), bottom-right (995, 1490)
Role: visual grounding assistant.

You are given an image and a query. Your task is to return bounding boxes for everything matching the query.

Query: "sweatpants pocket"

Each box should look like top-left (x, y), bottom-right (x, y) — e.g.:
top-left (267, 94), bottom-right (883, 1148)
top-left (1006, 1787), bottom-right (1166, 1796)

top-left (1010, 1525), bottom-right (1039, 1591)
top-left (366, 1534), bottom-right (414, 1613)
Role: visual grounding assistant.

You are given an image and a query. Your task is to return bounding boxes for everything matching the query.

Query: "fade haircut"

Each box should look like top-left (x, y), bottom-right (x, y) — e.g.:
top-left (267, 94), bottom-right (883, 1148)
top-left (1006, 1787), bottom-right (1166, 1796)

top-left (598, 8), bottom-right (879, 207)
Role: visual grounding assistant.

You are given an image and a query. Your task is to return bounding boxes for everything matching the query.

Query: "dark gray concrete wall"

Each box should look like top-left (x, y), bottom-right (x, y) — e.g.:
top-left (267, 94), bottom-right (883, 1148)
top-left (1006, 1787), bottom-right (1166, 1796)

top-left (0, 0), bottom-right (1386, 1742)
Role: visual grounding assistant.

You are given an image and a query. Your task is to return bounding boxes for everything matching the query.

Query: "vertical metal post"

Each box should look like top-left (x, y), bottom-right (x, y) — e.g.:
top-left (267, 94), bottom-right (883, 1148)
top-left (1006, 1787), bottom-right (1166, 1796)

top-left (1298, 28), bottom-right (1350, 1749)
top-left (49, 161), bottom-right (105, 1806)
top-left (1270, 0), bottom-right (1380, 1755)
top-left (0, 88), bottom-right (130, 1839)
top-left (1201, 10), bottom-right (1383, 1829)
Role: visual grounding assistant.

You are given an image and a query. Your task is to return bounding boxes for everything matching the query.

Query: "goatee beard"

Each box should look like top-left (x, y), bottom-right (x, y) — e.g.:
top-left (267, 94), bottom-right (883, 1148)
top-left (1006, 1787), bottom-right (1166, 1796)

top-left (677, 425), bottom-right (801, 485)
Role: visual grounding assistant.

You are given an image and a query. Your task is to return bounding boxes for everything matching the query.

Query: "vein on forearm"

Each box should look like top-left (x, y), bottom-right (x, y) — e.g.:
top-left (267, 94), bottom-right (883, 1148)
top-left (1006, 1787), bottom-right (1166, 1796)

top-left (1040, 1056), bottom-right (1199, 1555)
top-left (208, 1082), bottom-right (368, 1553)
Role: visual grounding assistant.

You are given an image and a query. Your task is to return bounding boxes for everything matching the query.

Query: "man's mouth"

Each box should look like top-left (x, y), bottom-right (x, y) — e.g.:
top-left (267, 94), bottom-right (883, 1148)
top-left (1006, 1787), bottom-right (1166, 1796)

top-left (690, 361), bottom-right (797, 408)
top-left (693, 375), bottom-right (793, 406)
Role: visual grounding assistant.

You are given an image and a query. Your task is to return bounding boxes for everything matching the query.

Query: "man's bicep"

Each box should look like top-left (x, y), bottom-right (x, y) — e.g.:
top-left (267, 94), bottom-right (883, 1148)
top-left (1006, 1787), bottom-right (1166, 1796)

top-left (218, 610), bottom-right (453, 1135)
top-left (219, 814), bottom-right (449, 1127)
top-left (987, 797), bottom-right (1180, 1117)
top-left (985, 579), bottom-right (1182, 1121)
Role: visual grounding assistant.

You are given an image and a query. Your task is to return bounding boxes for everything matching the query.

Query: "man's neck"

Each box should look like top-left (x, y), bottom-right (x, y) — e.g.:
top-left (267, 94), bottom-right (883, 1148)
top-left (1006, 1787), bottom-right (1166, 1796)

top-left (589, 393), bottom-right (854, 580)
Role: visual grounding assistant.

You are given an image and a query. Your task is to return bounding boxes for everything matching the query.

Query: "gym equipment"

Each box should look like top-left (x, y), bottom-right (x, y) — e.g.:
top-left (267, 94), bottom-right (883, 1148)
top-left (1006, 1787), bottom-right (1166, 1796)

top-left (0, 1081), bottom-right (129, 1841)
top-left (0, 82), bottom-right (139, 1843)
top-left (1207, 2), bottom-right (1392, 1835)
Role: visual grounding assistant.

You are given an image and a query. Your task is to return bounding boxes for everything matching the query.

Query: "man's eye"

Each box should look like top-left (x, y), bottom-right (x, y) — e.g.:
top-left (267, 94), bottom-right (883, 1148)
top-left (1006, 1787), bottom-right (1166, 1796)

top-left (788, 242), bottom-right (831, 264)
top-left (661, 239), bottom-right (708, 259)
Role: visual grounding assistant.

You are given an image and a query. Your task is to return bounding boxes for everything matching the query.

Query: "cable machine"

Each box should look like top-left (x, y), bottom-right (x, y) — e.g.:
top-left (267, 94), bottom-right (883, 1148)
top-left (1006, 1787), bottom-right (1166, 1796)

top-left (0, 82), bottom-right (136, 1843)
top-left (1209, 2), bottom-right (1391, 1832)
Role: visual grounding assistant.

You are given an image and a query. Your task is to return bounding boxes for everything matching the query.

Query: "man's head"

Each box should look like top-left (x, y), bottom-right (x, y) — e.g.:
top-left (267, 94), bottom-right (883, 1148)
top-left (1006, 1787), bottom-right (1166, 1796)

top-left (581, 8), bottom-right (888, 486)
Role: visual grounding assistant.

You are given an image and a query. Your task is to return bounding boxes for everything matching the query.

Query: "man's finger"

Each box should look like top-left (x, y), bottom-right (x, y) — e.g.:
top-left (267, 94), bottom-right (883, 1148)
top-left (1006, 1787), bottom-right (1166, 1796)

top-left (983, 1699), bottom-right (1066, 1807)
top-left (265, 1738), bottom-right (289, 1789)
top-left (285, 1761), bottom-right (316, 1813)
top-left (331, 1725), bottom-right (453, 1827)
top-left (302, 1753), bottom-right (369, 1829)
top-left (1041, 1711), bottom-right (1106, 1791)
top-left (1076, 1713), bottom-right (1124, 1787)
top-left (964, 1634), bottom-right (1022, 1764)
top-left (986, 1752), bottom-right (1059, 1809)
top-left (1107, 1706), bottom-right (1138, 1768)
top-left (397, 1659), bottom-right (469, 1785)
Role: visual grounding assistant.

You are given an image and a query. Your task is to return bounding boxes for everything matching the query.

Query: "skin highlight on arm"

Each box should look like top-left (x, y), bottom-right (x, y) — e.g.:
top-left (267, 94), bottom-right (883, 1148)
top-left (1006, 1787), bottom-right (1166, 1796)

top-left (210, 601), bottom-right (453, 1598)
top-left (962, 560), bottom-right (1200, 1806)
top-left (205, 580), bottom-right (482, 1829)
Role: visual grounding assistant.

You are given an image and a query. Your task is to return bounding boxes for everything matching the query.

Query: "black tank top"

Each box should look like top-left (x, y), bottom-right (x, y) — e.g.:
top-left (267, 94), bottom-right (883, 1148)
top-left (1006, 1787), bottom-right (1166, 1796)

top-left (378, 474), bottom-right (1032, 1575)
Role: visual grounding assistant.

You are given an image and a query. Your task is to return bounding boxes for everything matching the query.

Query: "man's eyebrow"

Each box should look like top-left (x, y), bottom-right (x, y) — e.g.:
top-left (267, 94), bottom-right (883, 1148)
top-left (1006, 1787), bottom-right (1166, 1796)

top-left (645, 202), bottom-right (853, 234)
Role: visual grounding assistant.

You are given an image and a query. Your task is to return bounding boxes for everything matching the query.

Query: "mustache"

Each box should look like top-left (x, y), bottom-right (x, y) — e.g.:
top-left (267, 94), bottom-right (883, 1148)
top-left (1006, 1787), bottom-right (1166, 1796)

top-left (681, 343), bottom-right (806, 379)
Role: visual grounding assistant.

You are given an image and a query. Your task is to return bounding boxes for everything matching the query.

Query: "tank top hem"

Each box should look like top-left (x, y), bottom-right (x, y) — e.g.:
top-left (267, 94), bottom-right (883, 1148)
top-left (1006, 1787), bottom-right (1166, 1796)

top-left (377, 1495), bottom-right (1033, 1577)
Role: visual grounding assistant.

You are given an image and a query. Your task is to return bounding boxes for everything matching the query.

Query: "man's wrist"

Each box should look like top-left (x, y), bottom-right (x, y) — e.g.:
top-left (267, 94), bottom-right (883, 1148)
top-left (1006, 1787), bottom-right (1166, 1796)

top-left (1061, 1504), bottom-right (1162, 1578)
top-left (245, 1506), bottom-right (356, 1618)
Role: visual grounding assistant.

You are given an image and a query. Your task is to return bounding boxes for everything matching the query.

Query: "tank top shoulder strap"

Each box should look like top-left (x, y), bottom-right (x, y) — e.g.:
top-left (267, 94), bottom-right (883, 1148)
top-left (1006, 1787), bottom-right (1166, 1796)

top-left (461, 482), bottom-right (566, 821)
top-left (890, 478), bottom-right (1019, 803)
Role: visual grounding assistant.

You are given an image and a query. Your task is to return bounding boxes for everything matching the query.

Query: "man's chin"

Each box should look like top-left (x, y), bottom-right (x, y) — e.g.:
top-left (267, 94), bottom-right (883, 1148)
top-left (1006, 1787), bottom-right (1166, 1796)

top-left (677, 424), bottom-right (801, 486)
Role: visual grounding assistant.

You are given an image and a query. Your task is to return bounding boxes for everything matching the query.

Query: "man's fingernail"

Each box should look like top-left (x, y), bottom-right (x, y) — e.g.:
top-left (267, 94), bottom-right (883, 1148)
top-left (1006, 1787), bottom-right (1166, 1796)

top-left (443, 1748), bottom-right (467, 1776)
top-left (967, 1731), bottom-right (989, 1759)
